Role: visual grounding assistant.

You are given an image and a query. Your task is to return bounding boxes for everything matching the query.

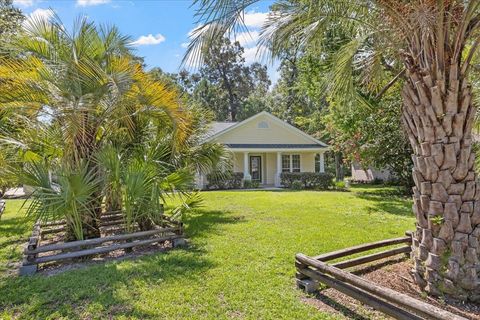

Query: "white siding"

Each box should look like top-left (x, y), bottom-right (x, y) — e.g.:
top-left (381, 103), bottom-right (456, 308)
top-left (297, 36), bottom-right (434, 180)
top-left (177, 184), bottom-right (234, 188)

top-left (301, 153), bottom-right (315, 172)
top-left (266, 153), bottom-right (276, 185)
top-left (213, 114), bottom-right (316, 145)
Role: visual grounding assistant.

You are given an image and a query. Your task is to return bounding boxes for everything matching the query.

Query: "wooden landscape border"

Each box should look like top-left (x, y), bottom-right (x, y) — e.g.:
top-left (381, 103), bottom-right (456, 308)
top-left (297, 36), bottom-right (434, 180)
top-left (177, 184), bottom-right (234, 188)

top-left (20, 214), bottom-right (186, 276)
top-left (295, 233), bottom-right (467, 320)
top-left (0, 200), bottom-right (5, 219)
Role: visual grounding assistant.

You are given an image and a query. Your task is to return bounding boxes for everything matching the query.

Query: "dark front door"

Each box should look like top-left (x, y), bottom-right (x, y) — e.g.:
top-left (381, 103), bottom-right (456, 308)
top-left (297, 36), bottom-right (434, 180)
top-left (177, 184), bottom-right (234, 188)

top-left (249, 156), bottom-right (262, 182)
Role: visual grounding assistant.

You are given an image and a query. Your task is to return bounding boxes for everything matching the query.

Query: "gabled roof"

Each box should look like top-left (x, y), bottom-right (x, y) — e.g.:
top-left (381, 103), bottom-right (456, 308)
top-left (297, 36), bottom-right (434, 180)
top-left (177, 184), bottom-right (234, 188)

top-left (210, 122), bottom-right (237, 135)
top-left (205, 111), bottom-right (328, 147)
top-left (204, 122), bottom-right (237, 140)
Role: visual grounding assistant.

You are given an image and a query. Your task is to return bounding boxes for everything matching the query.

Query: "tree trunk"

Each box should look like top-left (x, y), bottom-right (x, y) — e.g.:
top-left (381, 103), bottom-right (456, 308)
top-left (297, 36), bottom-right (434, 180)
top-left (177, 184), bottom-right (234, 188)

top-left (402, 63), bottom-right (479, 301)
top-left (335, 152), bottom-right (344, 182)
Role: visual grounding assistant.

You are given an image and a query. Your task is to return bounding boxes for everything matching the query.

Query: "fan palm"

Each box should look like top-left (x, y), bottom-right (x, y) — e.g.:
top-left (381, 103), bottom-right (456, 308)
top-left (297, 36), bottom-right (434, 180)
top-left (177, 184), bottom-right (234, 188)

top-left (0, 14), bottom-right (190, 239)
top-left (186, 0), bottom-right (480, 300)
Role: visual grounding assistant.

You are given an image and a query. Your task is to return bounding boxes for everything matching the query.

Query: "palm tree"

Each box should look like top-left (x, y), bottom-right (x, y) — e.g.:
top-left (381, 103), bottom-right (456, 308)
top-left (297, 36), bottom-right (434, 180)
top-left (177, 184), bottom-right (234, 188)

top-left (0, 14), bottom-right (189, 239)
top-left (1, 13), bottom-right (230, 240)
top-left (186, 0), bottom-right (480, 300)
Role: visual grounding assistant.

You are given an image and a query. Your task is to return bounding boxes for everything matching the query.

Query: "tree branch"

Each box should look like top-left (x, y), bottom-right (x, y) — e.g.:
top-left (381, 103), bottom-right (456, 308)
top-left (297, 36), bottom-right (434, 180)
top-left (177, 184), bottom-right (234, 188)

top-left (375, 68), bottom-right (405, 100)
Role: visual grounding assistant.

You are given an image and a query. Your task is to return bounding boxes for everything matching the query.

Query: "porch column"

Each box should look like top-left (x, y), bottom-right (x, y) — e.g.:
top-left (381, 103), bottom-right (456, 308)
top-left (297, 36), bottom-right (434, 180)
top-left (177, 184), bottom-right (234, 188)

top-left (275, 151), bottom-right (282, 187)
top-left (243, 152), bottom-right (251, 181)
top-left (319, 152), bottom-right (325, 173)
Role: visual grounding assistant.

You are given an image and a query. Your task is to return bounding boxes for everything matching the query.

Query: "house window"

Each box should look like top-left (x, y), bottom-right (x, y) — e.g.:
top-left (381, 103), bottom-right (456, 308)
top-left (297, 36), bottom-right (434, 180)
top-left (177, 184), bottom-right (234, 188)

top-left (258, 121), bottom-right (269, 129)
top-left (292, 155), bottom-right (300, 172)
top-left (282, 155), bottom-right (290, 172)
top-left (282, 154), bottom-right (301, 172)
top-left (315, 154), bottom-right (321, 173)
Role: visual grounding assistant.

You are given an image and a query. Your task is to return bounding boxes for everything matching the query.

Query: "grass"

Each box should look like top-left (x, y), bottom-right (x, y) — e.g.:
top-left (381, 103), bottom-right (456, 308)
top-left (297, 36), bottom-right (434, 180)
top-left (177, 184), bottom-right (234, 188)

top-left (0, 185), bottom-right (415, 319)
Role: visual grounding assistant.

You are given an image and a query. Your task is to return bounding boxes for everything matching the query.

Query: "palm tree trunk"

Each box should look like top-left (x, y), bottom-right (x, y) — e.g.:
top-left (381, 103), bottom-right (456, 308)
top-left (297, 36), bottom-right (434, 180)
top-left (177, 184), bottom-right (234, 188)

top-left (402, 63), bottom-right (479, 300)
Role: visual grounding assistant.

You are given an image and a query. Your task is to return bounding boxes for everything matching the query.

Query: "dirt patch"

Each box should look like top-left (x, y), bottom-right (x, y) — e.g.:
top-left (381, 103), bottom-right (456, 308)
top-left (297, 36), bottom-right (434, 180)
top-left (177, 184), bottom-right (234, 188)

top-left (303, 257), bottom-right (480, 320)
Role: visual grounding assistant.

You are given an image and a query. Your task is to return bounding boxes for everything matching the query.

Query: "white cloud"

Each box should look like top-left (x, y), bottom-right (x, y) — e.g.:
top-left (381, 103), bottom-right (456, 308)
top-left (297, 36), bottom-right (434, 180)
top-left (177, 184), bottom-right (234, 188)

top-left (131, 33), bottom-right (166, 46)
top-left (244, 10), bottom-right (268, 28)
top-left (243, 46), bottom-right (259, 64)
top-left (26, 8), bottom-right (54, 22)
top-left (233, 30), bottom-right (259, 47)
top-left (76, 0), bottom-right (111, 7)
top-left (13, 0), bottom-right (36, 7)
top-left (181, 42), bottom-right (189, 48)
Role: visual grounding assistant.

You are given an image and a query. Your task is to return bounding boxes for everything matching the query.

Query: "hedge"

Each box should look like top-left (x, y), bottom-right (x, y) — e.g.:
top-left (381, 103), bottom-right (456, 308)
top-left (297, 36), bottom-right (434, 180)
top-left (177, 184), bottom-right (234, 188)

top-left (280, 172), bottom-right (334, 190)
top-left (206, 171), bottom-right (244, 190)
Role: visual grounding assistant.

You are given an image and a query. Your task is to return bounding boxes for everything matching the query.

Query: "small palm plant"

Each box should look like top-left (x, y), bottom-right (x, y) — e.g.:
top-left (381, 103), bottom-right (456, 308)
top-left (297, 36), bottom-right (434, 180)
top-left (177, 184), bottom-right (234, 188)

top-left (22, 161), bottom-right (99, 241)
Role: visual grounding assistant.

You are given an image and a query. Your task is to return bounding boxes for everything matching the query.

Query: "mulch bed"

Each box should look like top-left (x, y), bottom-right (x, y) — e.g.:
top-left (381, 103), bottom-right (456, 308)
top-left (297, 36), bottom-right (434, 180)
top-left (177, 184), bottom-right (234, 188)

top-left (303, 257), bottom-right (480, 320)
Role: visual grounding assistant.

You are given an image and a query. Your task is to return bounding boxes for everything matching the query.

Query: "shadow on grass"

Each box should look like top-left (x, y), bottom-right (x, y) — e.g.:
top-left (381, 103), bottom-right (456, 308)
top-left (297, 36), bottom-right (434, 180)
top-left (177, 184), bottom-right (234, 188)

top-left (0, 246), bottom-right (215, 318)
top-left (352, 187), bottom-right (413, 217)
top-left (0, 215), bottom-right (33, 238)
top-left (0, 216), bottom-right (34, 271)
top-left (313, 292), bottom-right (371, 320)
top-left (184, 209), bottom-right (245, 239)
top-left (0, 208), bottom-right (243, 318)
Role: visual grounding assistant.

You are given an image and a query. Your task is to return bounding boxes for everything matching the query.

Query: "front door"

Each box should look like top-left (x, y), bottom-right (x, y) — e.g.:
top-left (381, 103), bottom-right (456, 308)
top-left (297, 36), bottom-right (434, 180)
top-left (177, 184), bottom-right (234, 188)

top-left (249, 156), bottom-right (262, 182)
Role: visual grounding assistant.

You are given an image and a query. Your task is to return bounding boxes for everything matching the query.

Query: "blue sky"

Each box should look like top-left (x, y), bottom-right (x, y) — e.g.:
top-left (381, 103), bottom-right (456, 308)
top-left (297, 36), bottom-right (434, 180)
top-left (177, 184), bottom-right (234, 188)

top-left (13, 0), bottom-right (279, 83)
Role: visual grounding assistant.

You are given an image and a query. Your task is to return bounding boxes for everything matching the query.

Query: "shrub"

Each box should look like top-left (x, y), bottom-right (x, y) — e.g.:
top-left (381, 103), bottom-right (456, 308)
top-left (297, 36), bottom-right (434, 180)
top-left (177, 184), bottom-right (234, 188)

top-left (243, 180), bottom-right (260, 189)
top-left (291, 180), bottom-right (303, 190)
top-left (335, 180), bottom-right (345, 188)
top-left (207, 171), bottom-right (243, 190)
top-left (334, 180), bottom-right (349, 191)
top-left (280, 172), bottom-right (334, 190)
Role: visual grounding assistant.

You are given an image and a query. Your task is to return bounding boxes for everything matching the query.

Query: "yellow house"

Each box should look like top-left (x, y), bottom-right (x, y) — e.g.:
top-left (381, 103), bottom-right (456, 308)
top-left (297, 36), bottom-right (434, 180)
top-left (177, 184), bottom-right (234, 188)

top-left (199, 111), bottom-right (329, 188)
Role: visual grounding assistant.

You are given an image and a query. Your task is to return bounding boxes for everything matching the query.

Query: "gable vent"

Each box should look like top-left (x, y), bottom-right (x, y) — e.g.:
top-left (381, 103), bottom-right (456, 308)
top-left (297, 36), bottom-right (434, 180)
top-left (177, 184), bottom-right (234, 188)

top-left (258, 121), bottom-right (269, 129)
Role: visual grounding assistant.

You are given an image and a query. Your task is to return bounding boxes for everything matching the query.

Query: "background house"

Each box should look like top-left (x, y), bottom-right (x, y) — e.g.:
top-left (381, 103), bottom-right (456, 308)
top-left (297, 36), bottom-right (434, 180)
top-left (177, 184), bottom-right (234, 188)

top-left (198, 112), bottom-right (328, 188)
top-left (350, 162), bottom-right (394, 183)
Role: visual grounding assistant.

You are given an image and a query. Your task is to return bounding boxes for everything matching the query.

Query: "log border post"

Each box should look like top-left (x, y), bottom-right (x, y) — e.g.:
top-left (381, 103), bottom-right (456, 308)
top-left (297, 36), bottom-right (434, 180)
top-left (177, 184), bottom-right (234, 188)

top-left (20, 222), bottom-right (41, 276)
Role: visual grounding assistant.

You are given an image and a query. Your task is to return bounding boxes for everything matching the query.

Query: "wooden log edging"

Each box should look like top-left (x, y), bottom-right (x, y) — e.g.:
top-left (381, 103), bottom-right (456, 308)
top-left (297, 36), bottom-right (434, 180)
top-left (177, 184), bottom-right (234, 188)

top-left (312, 236), bottom-right (411, 262)
top-left (331, 245), bottom-right (411, 269)
top-left (34, 234), bottom-right (181, 264)
top-left (299, 267), bottom-right (423, 320)
top-left (296, 253), bottom-right (466, 320)
top-left (19, 222), bottom-right (41, 275)
top-left (21, 218), bottom-right (185, 275)
top-left (26, 227), bottom-right (180, 254)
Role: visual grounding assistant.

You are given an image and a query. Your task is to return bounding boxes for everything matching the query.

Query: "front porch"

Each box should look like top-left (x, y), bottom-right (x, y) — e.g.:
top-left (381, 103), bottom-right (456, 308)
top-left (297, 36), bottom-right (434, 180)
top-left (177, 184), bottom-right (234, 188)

top-left (231, 149), bottom-right (325, 187)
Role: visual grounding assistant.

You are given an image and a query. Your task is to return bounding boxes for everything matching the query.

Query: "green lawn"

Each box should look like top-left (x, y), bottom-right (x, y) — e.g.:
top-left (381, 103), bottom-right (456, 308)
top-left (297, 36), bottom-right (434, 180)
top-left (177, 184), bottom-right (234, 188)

top-left (0, 186), bottom-right (415, 319)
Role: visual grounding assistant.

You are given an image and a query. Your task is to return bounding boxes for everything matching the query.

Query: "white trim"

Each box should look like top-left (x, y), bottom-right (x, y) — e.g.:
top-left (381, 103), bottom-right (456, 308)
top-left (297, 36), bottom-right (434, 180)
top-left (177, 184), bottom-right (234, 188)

top-left (206, 111), bottom-right (329, 148)
top-left (320, 153), bottom-right (325, 173)
top-left (275, 152), bottom-right (282, 187)
top-left (226, 148), bottom-right (326, 153)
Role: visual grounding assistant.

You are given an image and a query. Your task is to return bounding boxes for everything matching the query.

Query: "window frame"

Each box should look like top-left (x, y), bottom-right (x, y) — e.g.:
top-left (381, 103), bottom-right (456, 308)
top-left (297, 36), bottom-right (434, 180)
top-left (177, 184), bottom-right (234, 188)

top-left (315, 153), bottom-right (321, 173)
top-left (281, 154), bottom-right (291, 173)
top-left (281, 154), bottom-right (301, 173)
top-left (291, 154), bottom-right (300, 172)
